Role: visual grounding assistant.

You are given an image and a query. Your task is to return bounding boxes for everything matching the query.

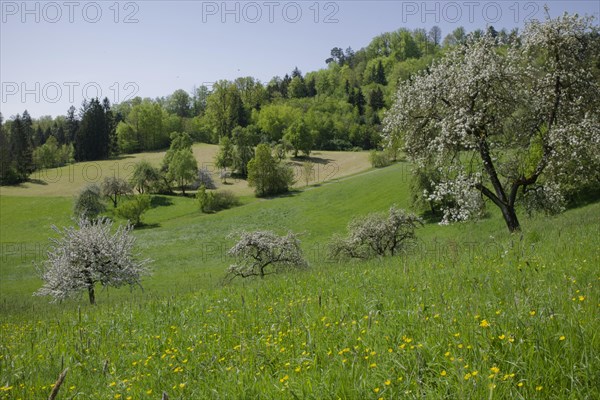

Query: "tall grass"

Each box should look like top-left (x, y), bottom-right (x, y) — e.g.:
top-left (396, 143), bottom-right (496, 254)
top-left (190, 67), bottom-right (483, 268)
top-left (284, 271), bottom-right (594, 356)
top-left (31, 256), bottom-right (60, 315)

top-left (0, 162), bottom-right (598, 399)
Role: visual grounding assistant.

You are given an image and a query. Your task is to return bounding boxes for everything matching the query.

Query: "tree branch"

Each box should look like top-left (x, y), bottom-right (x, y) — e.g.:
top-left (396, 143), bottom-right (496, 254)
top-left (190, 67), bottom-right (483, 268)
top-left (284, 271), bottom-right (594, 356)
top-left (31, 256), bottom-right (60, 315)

top-left (475, 182), bottom-right (505, 209)
top-left (478, 135), bottom-right (508, 203)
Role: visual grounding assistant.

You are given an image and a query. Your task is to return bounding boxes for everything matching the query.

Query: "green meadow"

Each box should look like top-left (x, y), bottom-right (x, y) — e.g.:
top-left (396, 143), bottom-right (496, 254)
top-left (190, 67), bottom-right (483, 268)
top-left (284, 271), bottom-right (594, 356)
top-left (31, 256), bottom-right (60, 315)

top-left (0, 160), bottom-right (598, 399)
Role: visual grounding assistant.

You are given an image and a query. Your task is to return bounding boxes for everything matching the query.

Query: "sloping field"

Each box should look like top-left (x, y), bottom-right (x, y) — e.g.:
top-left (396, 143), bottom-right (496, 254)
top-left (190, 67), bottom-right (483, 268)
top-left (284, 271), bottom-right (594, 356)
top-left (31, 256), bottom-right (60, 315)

top-left (0, 145), bottom-right (371, 197)
top-left (0, 161), bottom-right (598, 399)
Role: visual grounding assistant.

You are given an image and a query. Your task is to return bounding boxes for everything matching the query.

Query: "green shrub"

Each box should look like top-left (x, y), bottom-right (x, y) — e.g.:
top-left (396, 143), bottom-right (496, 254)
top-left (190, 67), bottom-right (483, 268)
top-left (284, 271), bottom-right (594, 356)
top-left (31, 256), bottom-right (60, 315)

top-left (197, 186), bottom-right (240, 213)
top-left (369, 151), bottom-right (392, 168)
top-left (74, 184), bottom-right (105, 219)
top-left (213, 190), bottom-right (240, 210)
top-left (115, 195), bottom-right (151, 226)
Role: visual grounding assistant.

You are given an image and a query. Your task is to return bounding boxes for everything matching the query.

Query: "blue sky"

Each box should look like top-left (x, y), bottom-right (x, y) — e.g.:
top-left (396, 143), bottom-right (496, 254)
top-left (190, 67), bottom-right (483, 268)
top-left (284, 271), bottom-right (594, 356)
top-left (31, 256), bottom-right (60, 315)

top-left (1, 1), bottom-right (598, 118)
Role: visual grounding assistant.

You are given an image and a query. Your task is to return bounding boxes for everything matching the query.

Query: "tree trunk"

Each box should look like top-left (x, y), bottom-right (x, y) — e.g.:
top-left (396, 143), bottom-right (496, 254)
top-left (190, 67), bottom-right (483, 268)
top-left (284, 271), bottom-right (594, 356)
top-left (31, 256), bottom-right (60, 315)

top-left (476, 183), bottom-right (522, 233)
top-left (500, 204), bottom-right (521, 233)
top-left (429, 200), bottom-right (436, 215)
top-left (88, 285), bottom-right (96, 305)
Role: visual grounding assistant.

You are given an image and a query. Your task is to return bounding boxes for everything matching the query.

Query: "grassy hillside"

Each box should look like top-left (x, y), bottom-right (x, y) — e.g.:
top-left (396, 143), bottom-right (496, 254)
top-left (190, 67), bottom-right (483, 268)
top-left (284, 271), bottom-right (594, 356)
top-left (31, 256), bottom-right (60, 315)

top-left (0, 161), bottom-right (598, 399)
top-left (0, 162), bottom-right (411, 307)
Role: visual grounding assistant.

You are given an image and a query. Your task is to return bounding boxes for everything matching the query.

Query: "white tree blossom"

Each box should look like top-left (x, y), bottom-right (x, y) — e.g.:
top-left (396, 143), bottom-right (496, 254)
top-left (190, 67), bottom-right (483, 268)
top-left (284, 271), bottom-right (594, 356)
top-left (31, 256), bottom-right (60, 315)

top-left (35, 217), bottom-right (151, 304)
top-left (226, 231), bottom-right (307, 280)
top-left (329, 205), bottom-right (423, 259)
top-left (384, 11), bottom-right (600, 232)
top-left (426, 172), bottom-right (485, 223)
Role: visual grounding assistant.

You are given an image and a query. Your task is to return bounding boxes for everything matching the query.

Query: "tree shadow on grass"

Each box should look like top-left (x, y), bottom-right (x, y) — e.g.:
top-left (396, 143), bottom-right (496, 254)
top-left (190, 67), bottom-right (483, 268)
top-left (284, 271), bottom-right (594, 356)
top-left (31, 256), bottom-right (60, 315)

top-left (134, 222), bottom-right (161, 230)
top-left (3, 178), bottom-right (48, 187)
top-left (26, 178), bottom-right (48, 186)
top-left (290, 156), bottom-right (333, 165)
top-left (264, 189), bottom-right (301, 199)
top-left (420, 210), bottom-right (443, 224)
top-left (110, 154), bottom-right (136, 161)
top-left (150, 195), bottom-right (174, 208)
top-left (565, 185), bottom-right (600, 210)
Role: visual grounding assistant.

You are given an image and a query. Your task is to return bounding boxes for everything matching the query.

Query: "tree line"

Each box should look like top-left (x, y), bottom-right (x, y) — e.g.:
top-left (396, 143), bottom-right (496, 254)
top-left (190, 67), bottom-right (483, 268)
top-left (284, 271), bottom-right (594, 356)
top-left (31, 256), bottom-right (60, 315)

top-left (0, 99), bottom-right (118, 184)
top-left (1, 24), bottom-right (492, 185)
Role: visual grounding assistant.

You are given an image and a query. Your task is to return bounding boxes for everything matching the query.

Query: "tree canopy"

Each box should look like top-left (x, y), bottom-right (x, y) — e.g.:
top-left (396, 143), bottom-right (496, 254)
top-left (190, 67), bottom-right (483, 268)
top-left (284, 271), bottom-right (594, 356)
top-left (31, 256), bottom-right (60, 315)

top-left (383, 12), bottom-right (600, 232)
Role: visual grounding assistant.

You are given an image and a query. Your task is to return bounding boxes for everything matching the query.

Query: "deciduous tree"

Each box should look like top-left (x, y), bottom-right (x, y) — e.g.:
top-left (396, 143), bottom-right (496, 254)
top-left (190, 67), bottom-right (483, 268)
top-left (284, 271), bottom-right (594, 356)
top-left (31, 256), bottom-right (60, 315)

top-left (166, 150), bottom-right (198, 195)
top-left (215, 136), bottom-right (234, 183)
top-left (384, 13), bottom-right (600, 232)
top-left (226, 230), bottom-right (307, 280)
top-left (247, 144), bottom-right (295, 197)
top-left (35, 217), bottom-right (151, 304)
top-left (284, 119), bottom-right (314, 157)
top-left (329, 206), bottom-right (422, 260)
top-left (101, 176), bottom-right (132, 208)
top-left (130, 160), bottom-right (160, 194)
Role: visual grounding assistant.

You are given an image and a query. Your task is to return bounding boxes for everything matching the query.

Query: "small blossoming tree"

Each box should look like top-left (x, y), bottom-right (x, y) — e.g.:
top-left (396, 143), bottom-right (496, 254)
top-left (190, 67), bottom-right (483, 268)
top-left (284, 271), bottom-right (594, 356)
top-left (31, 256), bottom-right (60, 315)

top-left (383, 12), bottom-right (600, 232)
top-left (226, 230), bottom-right (307, 280)
top-left (329, 206), bottom-right (423, 260)
top-left (35, 217), bottom-right (151, 304)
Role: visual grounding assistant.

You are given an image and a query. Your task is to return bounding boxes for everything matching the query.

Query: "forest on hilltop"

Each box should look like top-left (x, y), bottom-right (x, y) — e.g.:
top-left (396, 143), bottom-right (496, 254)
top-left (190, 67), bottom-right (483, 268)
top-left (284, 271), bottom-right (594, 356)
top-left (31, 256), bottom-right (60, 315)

top-left (0, 25), bottom-right (518, 185)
